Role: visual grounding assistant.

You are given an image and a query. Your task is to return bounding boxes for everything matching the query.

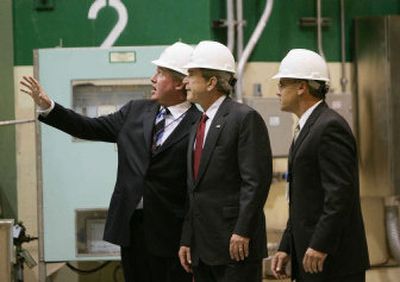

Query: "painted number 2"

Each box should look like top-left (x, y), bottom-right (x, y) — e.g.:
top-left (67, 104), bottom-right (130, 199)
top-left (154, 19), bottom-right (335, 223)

top-left (88, 0), bottom-right (128, 48)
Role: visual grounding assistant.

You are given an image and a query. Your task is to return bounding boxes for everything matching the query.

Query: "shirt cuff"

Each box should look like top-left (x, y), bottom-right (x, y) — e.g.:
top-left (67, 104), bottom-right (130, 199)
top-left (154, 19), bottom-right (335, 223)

top-left (37, 99), bottom-right (55, 117)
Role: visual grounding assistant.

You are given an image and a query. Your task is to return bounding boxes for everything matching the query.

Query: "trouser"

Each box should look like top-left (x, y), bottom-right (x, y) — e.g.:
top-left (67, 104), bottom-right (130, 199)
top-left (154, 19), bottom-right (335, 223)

top-left (120, 210), bottom-right (192, 282)
top-left (295, 271), bottom-right (365, 282)
top-left (192, 259), bottom-right (262, 282)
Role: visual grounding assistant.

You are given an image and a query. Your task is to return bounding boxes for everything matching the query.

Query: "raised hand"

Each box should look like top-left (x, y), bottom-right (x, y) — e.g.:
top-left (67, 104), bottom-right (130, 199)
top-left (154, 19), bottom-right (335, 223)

top-left (20, 76), bottom-right (51, 109)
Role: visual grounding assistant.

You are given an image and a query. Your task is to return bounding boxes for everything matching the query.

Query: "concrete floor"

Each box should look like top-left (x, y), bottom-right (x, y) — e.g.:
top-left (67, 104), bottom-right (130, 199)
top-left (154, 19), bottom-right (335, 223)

top-left (262, 266), bottom-right (400, 282)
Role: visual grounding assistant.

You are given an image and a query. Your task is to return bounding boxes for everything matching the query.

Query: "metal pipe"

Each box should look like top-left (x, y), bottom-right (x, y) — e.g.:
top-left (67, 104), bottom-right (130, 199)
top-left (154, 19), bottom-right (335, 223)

top-left (33, 51), bottom-right (47, 282)
top-left (226, 0), bottom-right (235, 52)
top-left (235, 0), bottom-right (274, 103)
top-left (236, 0), bottom-right (244, 59)
top-left (317, 0), bottom-right (325, 58)
top-left (0, 118), bottom-right (35, 127)
top-left (340, 0), bottom-right (348, 92)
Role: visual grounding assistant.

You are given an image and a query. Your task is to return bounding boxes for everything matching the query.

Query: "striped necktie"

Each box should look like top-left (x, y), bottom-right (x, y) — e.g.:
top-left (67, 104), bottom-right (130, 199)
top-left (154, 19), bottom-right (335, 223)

top-left (293, 123), bottom-right (300, 143)
top-left (152, 107), bottom-right (168, 152)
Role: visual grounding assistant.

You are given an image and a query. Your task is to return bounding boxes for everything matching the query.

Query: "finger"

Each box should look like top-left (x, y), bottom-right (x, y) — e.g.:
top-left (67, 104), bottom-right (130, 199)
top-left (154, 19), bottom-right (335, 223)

top-left (20, 80), bottom-right (32, 90)
top-left (229, 241), bottom-right (234, 260)
top-left (238, 245), bottom-right (245, 261)
top-left (303, 254), bottom-right (310, 273)
top-left (244, 243), bottom-right (249, 258)
top-left (317, 257), bottom-right (324, 272)
top-left (271, 256), bottom-right (281, 278)
top-left (179, 249), bottom-right (190, 273)
top-left (24, 76), bottom-right (36, 88)
top-left (178, 251), bottom-right (186, 270)
top-left (21, 76), bottom-right (33, 87)
top-left (232, 244), bottom-right (240, 261)
top-left (271, 256), bottom-right (278, 277)
top-left (230, 241), bottom-right (239, 260)
top-left (186, 249), bottom-right (192, 265)
top-left (27, 76), bottom-right (37, 86)
top-left (311, 256), bottom-right (318, 273)
top-left (181, 261), bottom-right (190, 273)
top-left (20, 88), bottom-right (32, 95)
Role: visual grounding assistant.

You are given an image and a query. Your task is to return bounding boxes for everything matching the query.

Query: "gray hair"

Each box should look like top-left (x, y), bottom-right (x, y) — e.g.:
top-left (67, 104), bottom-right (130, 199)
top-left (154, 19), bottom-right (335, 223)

top-left (307, 80), bottom-right (329, 99)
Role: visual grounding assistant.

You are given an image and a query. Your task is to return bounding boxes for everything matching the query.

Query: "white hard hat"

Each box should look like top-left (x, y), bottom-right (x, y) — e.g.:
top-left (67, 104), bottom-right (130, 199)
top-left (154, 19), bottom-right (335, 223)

top-left (272, 49), bottom-right (330, 82)
top-left (184, 40), bottom-right (236, 74)
top-left (152, 42), bottom-right (194, 75)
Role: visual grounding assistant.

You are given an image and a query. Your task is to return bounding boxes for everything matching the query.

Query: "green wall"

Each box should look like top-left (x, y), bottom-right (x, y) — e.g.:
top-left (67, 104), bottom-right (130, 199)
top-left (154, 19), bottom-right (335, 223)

top-left (245, 0), bottom-right (400, 61)
top-left (13, 0), bottom-right (400, 65)
top-left (13, 0), bottom-right (212, 65)
top-left (0, 0), bottom-right (17, 219)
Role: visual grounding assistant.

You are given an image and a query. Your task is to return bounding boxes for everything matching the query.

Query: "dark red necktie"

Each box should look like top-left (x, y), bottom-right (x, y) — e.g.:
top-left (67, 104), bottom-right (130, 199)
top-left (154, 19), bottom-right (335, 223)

top-left (193, 113), bottom-right (208, 180)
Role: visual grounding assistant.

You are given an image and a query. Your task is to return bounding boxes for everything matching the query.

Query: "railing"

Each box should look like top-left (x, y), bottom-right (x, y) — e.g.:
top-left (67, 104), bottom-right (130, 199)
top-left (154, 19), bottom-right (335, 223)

top-left (0, 119), bottom-right (35, 127)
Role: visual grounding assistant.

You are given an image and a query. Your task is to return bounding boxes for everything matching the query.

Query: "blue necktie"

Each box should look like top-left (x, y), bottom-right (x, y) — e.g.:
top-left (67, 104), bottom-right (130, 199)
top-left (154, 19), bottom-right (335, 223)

top-left (152, 107), bottom-right (168, 152)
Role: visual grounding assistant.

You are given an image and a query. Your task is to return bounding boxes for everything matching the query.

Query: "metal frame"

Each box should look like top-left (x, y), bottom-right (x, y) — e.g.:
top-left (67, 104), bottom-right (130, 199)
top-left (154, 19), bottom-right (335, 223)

top-left (0, 119), bottom-right (35, 127)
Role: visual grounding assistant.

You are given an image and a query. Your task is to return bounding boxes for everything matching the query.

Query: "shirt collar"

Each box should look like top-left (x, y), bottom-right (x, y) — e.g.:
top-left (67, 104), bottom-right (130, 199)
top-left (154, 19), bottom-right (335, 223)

top-left (298, 100), bottom-right (323, 130)
top-left (165, 101), bottom-right (191, 119)
top-left (204, 95), bottom-right (227, 120)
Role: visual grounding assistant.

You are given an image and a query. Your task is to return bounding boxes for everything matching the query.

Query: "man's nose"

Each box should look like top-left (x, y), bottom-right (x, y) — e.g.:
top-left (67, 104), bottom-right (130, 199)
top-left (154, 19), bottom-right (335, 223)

top-left (150, 73), bottom-right (157, 83)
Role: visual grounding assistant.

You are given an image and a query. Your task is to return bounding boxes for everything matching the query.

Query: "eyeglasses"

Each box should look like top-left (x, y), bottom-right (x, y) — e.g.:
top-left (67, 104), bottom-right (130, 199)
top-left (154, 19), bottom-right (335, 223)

top-left (278, 79), bottom-right (304, 90)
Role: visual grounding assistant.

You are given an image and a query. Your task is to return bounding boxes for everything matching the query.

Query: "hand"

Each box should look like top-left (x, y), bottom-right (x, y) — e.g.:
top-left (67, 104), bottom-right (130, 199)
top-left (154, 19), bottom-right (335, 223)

top-left (178, 246), bottom-right (192, 273)
top-left (229, 234), bottom-right (250, 261)
top-left (20, 76), bottom-right (51, 109)
top-left (302, 247), bottom-right (327, 273)
top-left (271, 251), bottom-right (290, 279)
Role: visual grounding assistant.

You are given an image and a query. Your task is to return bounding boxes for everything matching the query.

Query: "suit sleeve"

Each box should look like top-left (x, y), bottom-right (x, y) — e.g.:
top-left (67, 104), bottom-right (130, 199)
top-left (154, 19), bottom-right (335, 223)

top-left (278, 219), bottom-right (292, 254)
top-left (310, 120), bottom-right (357, 254)
top-left (180, 203), bottom-right (193, 246)
top-left (39, 101), bottom-right (130, 142)
top-left (233, 110), bottom-right (273, 237)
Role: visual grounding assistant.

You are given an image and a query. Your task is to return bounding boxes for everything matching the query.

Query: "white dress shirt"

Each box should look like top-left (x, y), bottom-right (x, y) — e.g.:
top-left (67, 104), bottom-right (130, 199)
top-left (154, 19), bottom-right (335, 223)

top-left (297, 100), bottom-right (323, 133)
top-left (195, 95), bottom-right (227, 149)
top-left (160, 101), bottom-right (191, 144)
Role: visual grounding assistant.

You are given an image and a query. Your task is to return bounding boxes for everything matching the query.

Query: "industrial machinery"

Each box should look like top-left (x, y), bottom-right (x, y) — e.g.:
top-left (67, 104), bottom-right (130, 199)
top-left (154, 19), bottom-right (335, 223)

top-left (34, 46), bottom-right (165, 270)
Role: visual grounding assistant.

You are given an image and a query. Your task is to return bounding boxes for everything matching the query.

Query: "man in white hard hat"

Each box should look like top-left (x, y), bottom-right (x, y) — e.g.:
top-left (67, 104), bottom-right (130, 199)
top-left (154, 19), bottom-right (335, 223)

top-left (178, 40), bottom-right (272, 282)
top-left (270, 49), bottom-right (370, 282)
top-left (20, 42), bottom-right (201, 282)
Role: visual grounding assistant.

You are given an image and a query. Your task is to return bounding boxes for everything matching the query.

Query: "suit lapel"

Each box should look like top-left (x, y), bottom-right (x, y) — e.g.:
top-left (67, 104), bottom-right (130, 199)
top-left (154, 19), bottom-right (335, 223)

top-left (143, 103), bottom-right (159, 150)
top-left (194, 98), bottom-right (231, 185)
top-left (188, 114), bottom-right (201, 186)
top-left (153, 105), bottom-right (200, 155)
top-left (290, 102), bottom-right (327, 160)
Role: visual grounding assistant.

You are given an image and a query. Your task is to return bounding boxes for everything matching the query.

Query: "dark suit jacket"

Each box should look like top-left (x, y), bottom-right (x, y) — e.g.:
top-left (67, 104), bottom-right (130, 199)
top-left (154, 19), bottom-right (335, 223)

top-left (39, 100), bottom-right (201, 257)
top-left (278, 102), bottom-right (370, 280)
top-left (181, 97), bottom-right (272, 265)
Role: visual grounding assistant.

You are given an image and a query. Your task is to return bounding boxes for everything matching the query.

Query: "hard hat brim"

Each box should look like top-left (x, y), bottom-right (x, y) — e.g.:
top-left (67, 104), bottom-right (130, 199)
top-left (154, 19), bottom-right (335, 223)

top-left (152, 59), bottom-right (188, 76)
top-left (271, 72), bottom-right (330, 82)
top-left (183, 62), bottom-right (236, 74)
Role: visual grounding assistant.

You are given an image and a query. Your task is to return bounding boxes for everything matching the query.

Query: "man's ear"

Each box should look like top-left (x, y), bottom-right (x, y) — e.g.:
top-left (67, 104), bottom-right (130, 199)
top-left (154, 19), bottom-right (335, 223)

top-left (175, 80), bottom-right (185, 91)
top-left (206, 76), bottom-right (217, 91)
top-left (297, 81), bottom-right (307, 96)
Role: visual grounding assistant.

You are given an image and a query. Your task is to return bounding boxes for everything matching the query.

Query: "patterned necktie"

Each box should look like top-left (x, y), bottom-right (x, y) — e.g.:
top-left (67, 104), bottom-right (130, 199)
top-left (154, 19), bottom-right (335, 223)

top-left (152, 107), bottom-right (168, 152)
top-left (193, 113), bottom-right (208, 180)
top-left (293, 123), bottom-right (300, 143)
